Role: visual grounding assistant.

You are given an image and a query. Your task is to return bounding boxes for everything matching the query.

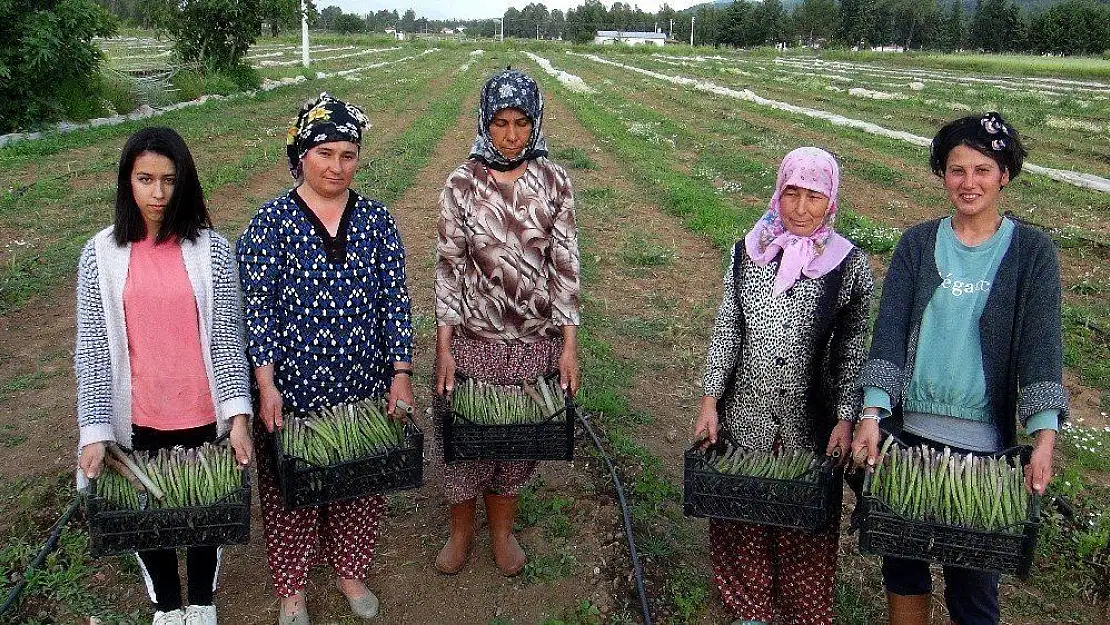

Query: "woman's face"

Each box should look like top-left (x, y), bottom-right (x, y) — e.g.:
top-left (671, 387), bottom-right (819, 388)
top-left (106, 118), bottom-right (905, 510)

top-left (301, 141), bottom-right (359, 200)
top-left (131, 151), bottom-right (176, 236)
top-left (943, 144), bottom-right (1009, 219)
top-left (778, 185), bottom-right (830, 237)
top-left (489, 108), bottom-right (533, 160)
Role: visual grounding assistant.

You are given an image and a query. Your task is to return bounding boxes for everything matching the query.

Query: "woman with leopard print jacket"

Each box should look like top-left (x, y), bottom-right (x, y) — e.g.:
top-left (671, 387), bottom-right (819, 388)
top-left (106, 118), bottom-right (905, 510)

top-left (692, 147), bottom-right (874, 625)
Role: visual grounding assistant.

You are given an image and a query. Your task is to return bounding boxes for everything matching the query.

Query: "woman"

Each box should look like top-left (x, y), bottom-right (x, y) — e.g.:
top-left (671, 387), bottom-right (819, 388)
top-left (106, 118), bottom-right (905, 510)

top-left (237, 93), bottom-right (414, 624)
top-left (852, 113), bottom-right (1066, 625)
top-left (433, 68), bottom-right (581, 577)
top-left (76, 127), bottom-right (253, 625)
top-left (693, 147), bottom-right (873, 625)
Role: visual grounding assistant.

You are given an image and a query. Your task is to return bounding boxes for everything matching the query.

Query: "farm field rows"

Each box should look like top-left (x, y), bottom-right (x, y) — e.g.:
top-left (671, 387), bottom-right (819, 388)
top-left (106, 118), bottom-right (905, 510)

top-left (1, 37), bottom-right (1108, 624)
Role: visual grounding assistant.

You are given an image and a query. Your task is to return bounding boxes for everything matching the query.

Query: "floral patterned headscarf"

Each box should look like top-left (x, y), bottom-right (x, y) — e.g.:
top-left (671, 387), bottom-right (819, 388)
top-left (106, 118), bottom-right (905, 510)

top-left (744, 147), bottom-right (854, 297)
top-left (285, 92), bottom-right (372, 179)
top-left (469, 68), bottom-right (548, 171)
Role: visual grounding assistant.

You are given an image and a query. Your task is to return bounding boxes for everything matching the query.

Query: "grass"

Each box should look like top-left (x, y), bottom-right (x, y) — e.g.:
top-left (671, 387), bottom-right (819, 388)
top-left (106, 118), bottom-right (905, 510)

top-left (618, 234), bottom-right (676, 268)
top-left (553, 146), bottom-right (598, 170)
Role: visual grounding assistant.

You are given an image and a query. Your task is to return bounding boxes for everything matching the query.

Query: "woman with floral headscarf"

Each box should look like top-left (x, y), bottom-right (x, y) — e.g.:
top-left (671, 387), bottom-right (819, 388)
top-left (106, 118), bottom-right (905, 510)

top-left (433, 68), bottom-right (581, 576)
top-left (693, 147), bottom-right (874, 625)
top-left (852, 114), bottom-right (1065, 625)
top-left (237, 93), bottom-right (413, 623)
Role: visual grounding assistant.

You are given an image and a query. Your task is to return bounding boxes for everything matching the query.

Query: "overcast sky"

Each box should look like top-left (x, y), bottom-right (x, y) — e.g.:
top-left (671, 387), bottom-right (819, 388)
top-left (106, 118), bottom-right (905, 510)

top-left (328, 1), bottom-right (701, 21)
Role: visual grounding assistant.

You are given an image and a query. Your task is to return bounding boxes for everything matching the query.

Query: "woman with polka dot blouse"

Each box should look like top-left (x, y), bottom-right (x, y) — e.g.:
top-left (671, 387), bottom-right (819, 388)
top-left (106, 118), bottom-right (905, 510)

top-left (237, 93), bottom-right (414, 624)
top-left (693, 147), bottom-right (874, 625)
top-left (433, 69), bottom-right (581, 577)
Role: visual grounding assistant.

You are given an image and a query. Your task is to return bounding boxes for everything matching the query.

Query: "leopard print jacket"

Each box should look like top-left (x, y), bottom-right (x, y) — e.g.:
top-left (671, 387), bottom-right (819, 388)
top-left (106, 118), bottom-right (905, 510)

top-left (702, 243), bottom-right (874, 451)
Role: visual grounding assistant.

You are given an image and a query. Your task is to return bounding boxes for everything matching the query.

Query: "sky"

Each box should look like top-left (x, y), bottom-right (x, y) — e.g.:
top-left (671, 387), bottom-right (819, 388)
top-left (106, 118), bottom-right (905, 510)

top-left (330, 1), bottom-right (701, 21)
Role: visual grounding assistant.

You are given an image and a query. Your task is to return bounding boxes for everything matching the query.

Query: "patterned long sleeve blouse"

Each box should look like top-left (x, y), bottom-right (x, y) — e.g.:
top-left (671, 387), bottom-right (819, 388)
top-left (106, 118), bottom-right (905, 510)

top-left (702, 245), bottom-right (874, 451)
top-left (436, 158), bottom-right (581, 344)
top-left (237, 189), bottom-right (413, 412)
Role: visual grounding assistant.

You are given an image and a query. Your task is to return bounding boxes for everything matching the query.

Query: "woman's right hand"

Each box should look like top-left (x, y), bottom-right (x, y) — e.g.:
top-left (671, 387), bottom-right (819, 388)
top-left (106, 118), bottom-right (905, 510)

top-left (692, 396), bottom-right (719, 448)
top-left (851, 417), bottom-right (882, 469)
top-left (79, 441), bottom-right (106, 479)
top-left (435, 350), bottom-right (456, 396)
top-left (258, 383), bottom-right (284, 432)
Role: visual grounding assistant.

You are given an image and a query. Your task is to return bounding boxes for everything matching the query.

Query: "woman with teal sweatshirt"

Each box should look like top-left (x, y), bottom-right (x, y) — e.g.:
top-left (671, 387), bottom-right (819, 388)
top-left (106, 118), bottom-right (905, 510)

top-left (852, 113), bottom-right (1067, 625)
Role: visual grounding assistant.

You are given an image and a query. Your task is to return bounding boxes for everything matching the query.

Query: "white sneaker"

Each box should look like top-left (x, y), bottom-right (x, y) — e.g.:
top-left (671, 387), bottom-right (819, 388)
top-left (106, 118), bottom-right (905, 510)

top-left (184, 605), bottom-right (217, 625)
top-left (152, 610), bottom-right (185, 625)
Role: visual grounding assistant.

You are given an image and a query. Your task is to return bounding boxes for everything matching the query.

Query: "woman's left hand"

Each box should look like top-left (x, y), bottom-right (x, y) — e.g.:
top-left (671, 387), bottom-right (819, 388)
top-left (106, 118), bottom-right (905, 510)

top-left (825, 420), bottom-right (853, 466)
top-left (558, 344), bottom-right (580, 397)
top-left (229, 414), bottom-right (253, 467)
top-left (1026, 429), bottom-right (1056, 495)
top-left (388, 371), bottom-right (415, 421)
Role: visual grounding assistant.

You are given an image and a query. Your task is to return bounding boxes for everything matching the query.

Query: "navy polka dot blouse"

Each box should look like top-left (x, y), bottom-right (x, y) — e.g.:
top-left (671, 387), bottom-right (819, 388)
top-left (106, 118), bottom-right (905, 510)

top-left (237, 189), bottom-right (413, 411)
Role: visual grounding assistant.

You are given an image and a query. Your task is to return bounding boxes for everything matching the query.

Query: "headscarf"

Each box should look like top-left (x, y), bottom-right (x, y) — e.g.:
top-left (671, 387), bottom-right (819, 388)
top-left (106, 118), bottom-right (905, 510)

top-left (285, 92), bottom-right (372, 179)
top-left (469, 68), bottom-right (548, 171)
top-left (744, 147), bottom-right (854, 297)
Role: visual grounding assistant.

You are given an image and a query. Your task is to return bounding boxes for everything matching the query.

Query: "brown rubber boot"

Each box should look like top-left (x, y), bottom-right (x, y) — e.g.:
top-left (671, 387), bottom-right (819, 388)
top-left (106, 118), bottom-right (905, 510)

top-left (887, 592), bottom-right (931, 625)
top-left (435, 499), bottom-right (476, 575)
top-left (484, 493), bottom-right (526, 576)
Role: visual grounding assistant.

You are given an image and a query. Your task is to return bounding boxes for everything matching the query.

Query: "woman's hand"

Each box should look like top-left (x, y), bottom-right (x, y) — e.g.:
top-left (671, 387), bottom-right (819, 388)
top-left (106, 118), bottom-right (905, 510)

top-left (692, 396), bottom-right (719, 448)
top-left (825, 420), bottom-right (853, 466)
top-left (388, 369), bottom-right (415, 421)
top-left (79, 441), bottom-right (106, 479)
top-left (558, 343), bottom-right (580, 397)
top-left (851, 417), bottom-right (882, 469)
top-left (1026, 429), bottom-right (1056, 495)
top-left (229, 414), bottom-right (254, 467)
top-left (435, 349), bottom-right (456, 396)
top-left (258, 382), bottom-right (284, 433)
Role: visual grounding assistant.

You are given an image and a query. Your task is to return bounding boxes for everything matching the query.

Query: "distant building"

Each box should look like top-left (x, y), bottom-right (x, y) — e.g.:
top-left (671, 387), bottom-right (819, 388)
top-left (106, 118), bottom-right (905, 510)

top-left (594, 30), bottom-right (666, 46)
top-left (441, 27), bottom-right (455, 34)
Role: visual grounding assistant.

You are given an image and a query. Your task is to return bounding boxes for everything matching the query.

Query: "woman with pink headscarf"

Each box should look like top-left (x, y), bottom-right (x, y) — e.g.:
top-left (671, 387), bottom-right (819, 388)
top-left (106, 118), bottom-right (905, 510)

top-left (693, 147), bottom-right (874, 625)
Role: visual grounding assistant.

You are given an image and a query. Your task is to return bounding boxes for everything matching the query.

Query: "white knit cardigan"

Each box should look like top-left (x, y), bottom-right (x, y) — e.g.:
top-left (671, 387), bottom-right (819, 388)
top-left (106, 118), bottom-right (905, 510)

top-left (75, 227), bottom-right (253, 451)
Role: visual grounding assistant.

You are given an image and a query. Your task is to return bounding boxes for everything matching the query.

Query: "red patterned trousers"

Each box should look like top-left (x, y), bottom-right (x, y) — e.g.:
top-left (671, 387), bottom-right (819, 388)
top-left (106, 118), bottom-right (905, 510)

top-left (709, 518), bottom-right (839, 624)
top-left (255, 427), bottom-right (387, 598)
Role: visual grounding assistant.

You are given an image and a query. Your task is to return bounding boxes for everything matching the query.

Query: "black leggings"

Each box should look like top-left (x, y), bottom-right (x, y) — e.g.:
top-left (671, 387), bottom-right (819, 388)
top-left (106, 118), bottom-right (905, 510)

top-left (132, 423), bottom-right (220, 611)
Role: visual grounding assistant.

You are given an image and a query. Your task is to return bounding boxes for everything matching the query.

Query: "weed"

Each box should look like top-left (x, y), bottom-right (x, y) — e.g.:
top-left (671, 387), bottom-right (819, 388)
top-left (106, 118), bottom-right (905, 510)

top-left (539, 600), bottom-right (603, 625)
top-left (523, 550), bottom-right (579, 584)
top-left (665, 566), bottom-right (709, 624)
top-left (554, 147), bottom-right (598, 170)
top-left (619, 235), bottom-right (675, 268)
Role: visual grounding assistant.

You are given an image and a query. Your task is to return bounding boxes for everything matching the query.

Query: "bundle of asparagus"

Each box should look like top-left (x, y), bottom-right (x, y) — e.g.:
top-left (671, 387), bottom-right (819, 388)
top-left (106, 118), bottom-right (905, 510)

top-left (451, 376), bottom-right (564, 425)
top-left (706, 441), bottom-right (828, 483)
top-left (95, 443), bottom-right (241, 511)
top-left (280, 398), bottom-right (404, 465)
top-left (869, 437), bottom-right (1032, 532)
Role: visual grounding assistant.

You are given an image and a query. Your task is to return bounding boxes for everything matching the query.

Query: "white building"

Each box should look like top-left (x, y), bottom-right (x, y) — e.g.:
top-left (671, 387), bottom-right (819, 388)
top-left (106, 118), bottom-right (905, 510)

top-left (593, 30), bottom-right (667, 46)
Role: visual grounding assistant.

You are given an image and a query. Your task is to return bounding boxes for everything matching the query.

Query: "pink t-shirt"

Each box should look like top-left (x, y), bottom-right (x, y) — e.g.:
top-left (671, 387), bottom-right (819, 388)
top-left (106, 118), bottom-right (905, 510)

top-left (124, 237), bottom-right (216, 431)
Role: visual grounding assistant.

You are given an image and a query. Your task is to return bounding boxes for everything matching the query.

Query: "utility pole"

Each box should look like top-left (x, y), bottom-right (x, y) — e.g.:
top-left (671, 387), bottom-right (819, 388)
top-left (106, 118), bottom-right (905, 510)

top-left (669, 18), bottom-right (674, 40)
top-left (537, 21), bottom-right (540, 39)
top-left (690, 15), bottom-right (695, 46)
top-left (499, 17), bottom-right (504, 42)
top-left (300, 0), bottom-right (310, 67)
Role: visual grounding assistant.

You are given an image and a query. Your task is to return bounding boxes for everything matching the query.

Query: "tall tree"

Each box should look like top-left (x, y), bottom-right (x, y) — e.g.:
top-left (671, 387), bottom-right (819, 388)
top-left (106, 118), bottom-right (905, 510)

top-left (399, 8), bottom-right (416, 32)
top-left (261, 0), bottom-right (308, 37)
top-left (942, 0), bottom-right (965, 50)
top-left (795, 0), bottom-right (839, 45)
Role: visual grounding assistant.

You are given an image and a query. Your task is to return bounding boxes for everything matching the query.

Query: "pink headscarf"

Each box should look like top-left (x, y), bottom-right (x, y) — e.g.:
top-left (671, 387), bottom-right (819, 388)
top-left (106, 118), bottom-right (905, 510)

top-left (744, 147), bottom-right (854, 297)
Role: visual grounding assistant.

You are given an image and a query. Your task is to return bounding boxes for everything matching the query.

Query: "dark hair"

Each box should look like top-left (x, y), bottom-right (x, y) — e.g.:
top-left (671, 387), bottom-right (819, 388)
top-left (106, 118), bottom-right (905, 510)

top-left (929, 112), bottom-right (1027, 180)
top-left (114, 127), bottom-right (210, 245)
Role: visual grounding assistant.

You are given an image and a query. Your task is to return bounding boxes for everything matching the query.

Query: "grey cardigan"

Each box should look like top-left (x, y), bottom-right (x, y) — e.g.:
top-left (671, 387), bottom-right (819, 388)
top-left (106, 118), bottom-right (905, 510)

top-left (859, 217), bottom-right (1069, 447)
top-left (75, 227), bottom-right (253, 451)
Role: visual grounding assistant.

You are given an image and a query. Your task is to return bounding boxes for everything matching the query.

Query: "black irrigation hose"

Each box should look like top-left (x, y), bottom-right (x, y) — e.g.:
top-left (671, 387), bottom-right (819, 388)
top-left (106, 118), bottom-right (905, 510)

top-left (576, 409), bottom-right (654, 625)
top-left (0, 495), bottom-right (81, 619)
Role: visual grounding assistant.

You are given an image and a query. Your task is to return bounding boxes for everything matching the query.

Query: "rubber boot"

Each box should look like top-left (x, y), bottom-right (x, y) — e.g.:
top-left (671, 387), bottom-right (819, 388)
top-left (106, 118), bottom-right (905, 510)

top-left (484, 493), bottom-right (526, 576)
top-left (887, 592), bottom-right (931, 625)
top-left (435, 499), bottom-right (476, 575)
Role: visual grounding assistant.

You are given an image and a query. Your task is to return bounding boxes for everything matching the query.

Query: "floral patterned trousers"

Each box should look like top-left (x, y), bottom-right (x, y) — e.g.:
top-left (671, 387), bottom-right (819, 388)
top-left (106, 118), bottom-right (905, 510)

top-left (255, 425), bottom-right (387, 597)
top-left (710, 518), bottom-right (839, 624)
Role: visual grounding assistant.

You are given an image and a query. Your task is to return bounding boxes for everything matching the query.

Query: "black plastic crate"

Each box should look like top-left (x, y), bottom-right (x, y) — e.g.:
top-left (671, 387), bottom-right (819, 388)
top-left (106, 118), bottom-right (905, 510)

top-left (274, 421), bottom-right (424, 509)
top-left (442, 374), bottom-right (575, 463)
top-left (682, 443), bottom-right (842, 532)
top-left (87, 471), bottom-right (251, 557)
top-left (858, 472), bottom-right (1040, 577)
